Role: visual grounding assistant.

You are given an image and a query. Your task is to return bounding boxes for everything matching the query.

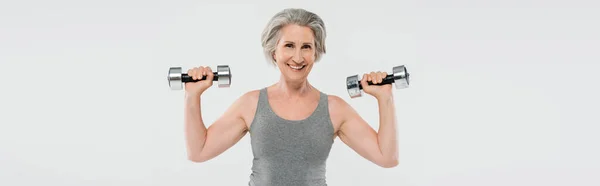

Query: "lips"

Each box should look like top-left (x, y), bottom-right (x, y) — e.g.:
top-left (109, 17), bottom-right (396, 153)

top-left (287, 64), bottom-right (305, 70)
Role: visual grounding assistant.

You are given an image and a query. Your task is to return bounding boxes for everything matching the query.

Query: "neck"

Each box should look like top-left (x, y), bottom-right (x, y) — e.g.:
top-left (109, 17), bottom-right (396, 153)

top-left (276, 75), bottom-right (312, 99)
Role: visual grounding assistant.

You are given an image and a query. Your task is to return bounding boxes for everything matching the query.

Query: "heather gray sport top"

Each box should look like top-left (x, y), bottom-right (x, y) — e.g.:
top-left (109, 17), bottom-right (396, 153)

top-left (248, 88), bottom-right (335, 186)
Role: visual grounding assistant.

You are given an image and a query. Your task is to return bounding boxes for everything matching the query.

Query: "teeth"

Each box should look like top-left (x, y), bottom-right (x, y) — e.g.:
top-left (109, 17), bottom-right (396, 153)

top-left (289, 65), bottom-right (304, 70)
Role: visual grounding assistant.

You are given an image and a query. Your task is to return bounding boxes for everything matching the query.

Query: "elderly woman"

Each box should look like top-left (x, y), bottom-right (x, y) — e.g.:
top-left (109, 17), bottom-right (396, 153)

top-left (183, 8), bottom-right (398, 186)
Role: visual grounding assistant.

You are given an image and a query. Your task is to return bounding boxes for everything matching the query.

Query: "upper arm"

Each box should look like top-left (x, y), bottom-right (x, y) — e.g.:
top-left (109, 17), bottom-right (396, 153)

top-left (329, 96), bottom-right (387, 167)
top-left (196, 91), bottom-right (257, 162)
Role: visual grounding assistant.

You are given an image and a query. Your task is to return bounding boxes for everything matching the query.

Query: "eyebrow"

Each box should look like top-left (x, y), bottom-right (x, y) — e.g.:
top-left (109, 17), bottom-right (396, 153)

top-left (283, 41), bottom-right (314, 45)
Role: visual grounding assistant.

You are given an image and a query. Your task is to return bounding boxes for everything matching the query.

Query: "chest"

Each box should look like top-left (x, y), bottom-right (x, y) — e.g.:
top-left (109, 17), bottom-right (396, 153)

top-left (267, 98), bottom-right (343, 138)
top-left (268, 98), bottom-right (319, 121)
top-left (249, 112), bottom-right (335, 160)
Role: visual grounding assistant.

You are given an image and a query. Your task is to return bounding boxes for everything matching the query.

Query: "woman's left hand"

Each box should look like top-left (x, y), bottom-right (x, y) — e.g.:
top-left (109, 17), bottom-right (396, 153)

top-left (360, 71), bottom-right (393, 100)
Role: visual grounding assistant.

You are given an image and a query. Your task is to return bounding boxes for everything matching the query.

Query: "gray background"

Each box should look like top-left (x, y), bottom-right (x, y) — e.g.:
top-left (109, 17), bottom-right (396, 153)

top-left (1, 0), bottom-right (598, 185)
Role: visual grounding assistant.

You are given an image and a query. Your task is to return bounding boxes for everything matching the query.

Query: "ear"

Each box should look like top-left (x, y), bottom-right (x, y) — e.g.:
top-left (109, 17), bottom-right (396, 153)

top-left (272, 51), bottom-right (278, 63)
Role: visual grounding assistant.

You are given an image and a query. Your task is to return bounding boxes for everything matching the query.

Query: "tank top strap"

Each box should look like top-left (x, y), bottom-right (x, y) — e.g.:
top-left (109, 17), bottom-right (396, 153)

top-left (257, 87), bottom-right (269, 109)
top-left (313, 91), bottom-right (328, 117)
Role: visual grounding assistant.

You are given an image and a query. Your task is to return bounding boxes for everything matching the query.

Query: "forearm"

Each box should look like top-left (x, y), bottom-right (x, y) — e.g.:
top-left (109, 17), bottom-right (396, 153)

top-left (376, 95), bottom-right (399, 164)
top-left (184, 93), bottom-right (207, 159)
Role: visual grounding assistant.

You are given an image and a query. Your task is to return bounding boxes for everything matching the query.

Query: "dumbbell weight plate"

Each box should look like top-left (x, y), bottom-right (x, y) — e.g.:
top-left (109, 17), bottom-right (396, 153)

top-left (217, 65), bottom-right (231, 88)
top-left (346, 75), bottom-right (361, 98)
top-left (392, 65), bottom-right (409, 89)
top-left (168, 67), bottom-right (184, 90)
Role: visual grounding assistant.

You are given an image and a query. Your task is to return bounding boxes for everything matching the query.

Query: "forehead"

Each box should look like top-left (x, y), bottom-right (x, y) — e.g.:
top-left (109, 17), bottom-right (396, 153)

top-left (279, 24), bottom-right (314, 42)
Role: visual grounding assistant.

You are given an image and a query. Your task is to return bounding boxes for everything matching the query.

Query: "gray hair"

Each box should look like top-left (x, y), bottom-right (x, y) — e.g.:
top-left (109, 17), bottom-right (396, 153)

top-left (261, 8), bottom-right (327, 66)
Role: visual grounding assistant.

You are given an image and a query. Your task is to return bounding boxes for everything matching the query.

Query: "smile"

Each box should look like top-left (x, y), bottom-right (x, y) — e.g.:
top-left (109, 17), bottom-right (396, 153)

top-left (287, 64), bottom-right (306, 71)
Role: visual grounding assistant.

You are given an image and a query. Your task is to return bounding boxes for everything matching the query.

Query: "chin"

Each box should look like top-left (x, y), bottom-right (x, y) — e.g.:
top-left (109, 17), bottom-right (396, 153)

top-left (283, 74), bottom-right (308, 82)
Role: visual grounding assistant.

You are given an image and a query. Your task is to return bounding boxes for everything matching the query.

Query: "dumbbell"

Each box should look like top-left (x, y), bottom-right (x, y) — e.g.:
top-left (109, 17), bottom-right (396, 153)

top-left (346, 65), bottom-right (410, 98)
top-left (167, 65), bottom-right (231, 90)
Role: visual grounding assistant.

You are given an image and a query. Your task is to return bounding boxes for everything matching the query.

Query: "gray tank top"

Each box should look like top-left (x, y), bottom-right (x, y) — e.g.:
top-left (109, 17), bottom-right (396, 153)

top-left (248, 88), bottom-right (335, 186)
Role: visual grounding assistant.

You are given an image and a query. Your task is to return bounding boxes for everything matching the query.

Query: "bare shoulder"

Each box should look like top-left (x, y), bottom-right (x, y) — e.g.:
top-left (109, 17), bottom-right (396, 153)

top-left (236, 89), bottom-right (261, 129)
top-left (326, 94), bottom-right (354, 134)
top-left (327, 94), bottom-right (348, 111)
top-left (239, 89), bottom-right (261, 103)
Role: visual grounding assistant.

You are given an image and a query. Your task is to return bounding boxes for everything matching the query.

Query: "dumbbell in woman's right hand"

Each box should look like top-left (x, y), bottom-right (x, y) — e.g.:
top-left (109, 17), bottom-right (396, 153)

top-left (167, 65), bottom-right (231, 92)
top-left (185, 66), bottom-right (214, 95)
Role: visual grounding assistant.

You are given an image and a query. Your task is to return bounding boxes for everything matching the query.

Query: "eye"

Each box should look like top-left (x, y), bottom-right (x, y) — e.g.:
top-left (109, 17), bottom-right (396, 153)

top-left (302, 45), bottom-right (312, 49)
top-left (285, 44), bottom-right (294, 48)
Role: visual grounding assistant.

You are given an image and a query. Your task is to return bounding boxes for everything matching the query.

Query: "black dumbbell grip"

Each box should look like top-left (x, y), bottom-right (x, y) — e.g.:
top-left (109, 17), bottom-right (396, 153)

top-left (358, 74), bottom-right (395, 89)
top-left (181, 72), bottom-right (219, 82)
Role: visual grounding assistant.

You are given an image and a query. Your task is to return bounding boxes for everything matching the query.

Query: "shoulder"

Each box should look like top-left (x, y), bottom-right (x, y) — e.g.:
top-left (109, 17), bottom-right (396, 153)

top-left (240, 89), bottom-right (261, 102)
top-left (326, 94), bottom-right (346, 108)
top-left (325, 94), bottom-right (358, 132)
top-left (326, 94), bottom-right (351, 110)
top-left (232, 89), bottom-right (262, 127)
top-left (222, 89), bottom-right (261, 111)
top-left (326, 94), bottom-right (355, 118)
top-left (232, 89), bottom-right (261, 109)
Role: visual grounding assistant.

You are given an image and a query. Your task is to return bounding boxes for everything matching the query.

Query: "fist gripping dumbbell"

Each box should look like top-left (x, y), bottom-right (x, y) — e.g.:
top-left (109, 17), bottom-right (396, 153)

top-left (346, 65), bottom-right (410, 98)
top-left (167, 65), bottom-right (231, 90)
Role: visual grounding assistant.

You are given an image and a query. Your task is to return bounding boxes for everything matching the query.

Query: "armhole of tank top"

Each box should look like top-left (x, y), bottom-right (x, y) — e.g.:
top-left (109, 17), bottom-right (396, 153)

top-left (247, 88), bottom-right (265, 133)
top-left (321, 92), bottom-right (336, 139)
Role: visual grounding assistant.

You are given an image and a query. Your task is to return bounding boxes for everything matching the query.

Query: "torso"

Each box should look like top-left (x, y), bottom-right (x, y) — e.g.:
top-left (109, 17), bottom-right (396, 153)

top-left (240, 86), bottom-right (343, 141)
top-left (244, 86), bottom-right (338, 185)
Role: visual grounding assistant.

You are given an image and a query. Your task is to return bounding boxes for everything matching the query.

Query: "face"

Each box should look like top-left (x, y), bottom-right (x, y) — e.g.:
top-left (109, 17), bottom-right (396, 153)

top-left (273, 24), bottom-right (316, 82)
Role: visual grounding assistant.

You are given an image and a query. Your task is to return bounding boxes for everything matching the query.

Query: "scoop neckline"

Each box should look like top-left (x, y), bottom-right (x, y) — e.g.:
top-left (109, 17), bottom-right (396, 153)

top-left (263, 88), bottom-right (322, 122)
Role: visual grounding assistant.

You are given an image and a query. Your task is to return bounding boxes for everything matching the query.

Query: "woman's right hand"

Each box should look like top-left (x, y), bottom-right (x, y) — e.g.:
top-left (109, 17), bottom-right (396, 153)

top-left (184, 66), bottom-right (214, 96)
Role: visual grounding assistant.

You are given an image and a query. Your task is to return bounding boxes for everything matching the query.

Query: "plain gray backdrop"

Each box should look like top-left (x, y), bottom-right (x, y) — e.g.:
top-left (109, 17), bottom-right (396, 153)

top-left (1, 0), bottom-right (599, 185)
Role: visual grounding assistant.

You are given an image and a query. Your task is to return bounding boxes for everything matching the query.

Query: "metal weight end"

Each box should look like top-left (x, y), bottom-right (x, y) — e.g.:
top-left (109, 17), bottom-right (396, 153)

top-left (346, 75), bottom-right (362, 98)
top-left (392, 65), bottom-right (410, 89)
top-left (168, 67), bottom-right (183, 90)
top-left (217, 65), bottom-right (231, 88)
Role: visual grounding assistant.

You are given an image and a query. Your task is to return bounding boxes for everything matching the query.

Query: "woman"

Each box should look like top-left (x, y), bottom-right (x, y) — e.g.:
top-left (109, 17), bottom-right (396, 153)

top-left (183, 8), bottom-right (398, 186)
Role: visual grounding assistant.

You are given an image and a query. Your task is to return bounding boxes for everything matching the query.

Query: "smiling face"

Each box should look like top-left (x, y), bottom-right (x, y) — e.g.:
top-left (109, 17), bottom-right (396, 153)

top-left (272, 24), bottom-right (316, 82)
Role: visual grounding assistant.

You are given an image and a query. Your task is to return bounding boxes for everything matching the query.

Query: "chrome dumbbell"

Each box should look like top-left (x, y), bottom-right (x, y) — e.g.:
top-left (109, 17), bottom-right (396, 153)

top-left (346, 65), bottom-right (410, 98)
top-left (167, 65), bottom-right (231, 90)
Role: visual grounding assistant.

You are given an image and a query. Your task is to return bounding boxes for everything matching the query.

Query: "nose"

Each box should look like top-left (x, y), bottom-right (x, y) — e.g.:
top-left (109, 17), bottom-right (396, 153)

top-left (292, 48), bottom-right (303, 63)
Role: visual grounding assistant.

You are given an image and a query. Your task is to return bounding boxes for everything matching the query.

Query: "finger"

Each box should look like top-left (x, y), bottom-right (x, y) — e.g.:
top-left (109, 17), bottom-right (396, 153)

top-left (188, 68), bottom-right (195, 80)
top-left (205, 67), bottom-right (213, 80)
top-left (361, 73), bottom-right (368, 84)
top-left (191, 67), bottom-right (199, 80)
top-left (369, 72), bottom-right (376, 83)
top-left (201, 66), bottom-right (206, 77)
top-left (191, 67), bottom-right (198, 80)
top-left (200, 66), bottom-right (207, 80)
top-left (360, 73), bottom-right (368, 87)
top-left (377, 71), bottom-right (383, 84)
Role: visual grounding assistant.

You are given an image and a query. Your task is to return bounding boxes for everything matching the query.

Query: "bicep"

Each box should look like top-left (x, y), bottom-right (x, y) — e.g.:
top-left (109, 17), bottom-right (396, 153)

top-left (335, 99), bottom-right (386, 166)
top-left (197, 95), bottom-right (250, 161)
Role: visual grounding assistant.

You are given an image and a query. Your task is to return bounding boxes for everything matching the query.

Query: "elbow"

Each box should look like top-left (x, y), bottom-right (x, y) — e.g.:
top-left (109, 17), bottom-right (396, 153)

top-left (187, 153), bottom-right (207, 163)
top-left (188, 157), bottom-right (206, 163)
top-left (379, 158), bottom-right (399, 168)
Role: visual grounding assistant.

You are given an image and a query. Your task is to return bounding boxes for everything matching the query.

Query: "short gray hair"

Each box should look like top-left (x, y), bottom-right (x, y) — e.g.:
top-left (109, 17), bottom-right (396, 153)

top-left (261, 8), bottom-right (327, 65)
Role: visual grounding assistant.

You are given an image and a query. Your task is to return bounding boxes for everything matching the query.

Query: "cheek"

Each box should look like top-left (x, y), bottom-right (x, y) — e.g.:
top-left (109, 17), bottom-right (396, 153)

top-left (303, 50), bottom-right (315, 61)
top-left (275, 48), bottom-right (291, 60)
